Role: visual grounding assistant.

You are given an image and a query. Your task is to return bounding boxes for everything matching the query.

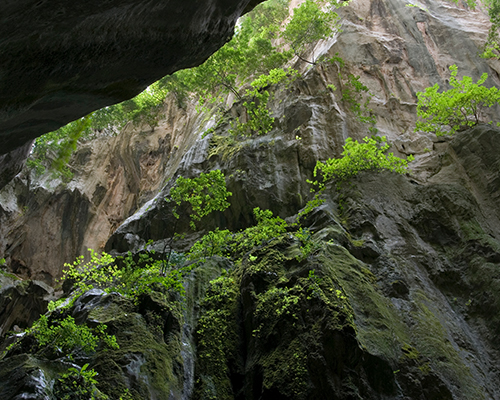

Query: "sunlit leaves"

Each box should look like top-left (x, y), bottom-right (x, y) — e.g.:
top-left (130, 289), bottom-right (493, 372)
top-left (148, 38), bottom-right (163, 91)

top-left (416, 65), bottom-right (500, 136)
top-left (168, 170), bottom-right (232, 230)
top-left (281, 0), bottom-right (341, 63)
top-left (312, 136), bottom-right (413, 187)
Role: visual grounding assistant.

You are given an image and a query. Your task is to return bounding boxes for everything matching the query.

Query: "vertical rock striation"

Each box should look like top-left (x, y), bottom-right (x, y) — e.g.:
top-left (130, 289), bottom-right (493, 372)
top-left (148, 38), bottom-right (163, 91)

top-left (1, 0), bottom-right (500, 398)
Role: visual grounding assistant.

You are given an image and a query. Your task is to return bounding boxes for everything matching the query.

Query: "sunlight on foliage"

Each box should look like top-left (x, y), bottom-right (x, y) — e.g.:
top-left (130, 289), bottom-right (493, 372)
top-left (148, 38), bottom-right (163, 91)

top-left (281, 0), bottom-right (342, 63)
top-left (416, 65), bottom-right (500, 135)
top-left (311, 136), bottom-right (413, 189)
top-left (29, 315), bottom-right (118, 355)
top-left (53, 363), bottom-right (108, 400)
top-left (168, 170), bottom-right (232, 230)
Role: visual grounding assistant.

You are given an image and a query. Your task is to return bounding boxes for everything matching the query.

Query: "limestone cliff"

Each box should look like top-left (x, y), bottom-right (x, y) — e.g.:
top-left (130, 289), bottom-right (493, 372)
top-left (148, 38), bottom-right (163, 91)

top-left (1, 0), bottom-right (500, 399)
top-left (0, 0), bottom-right (262, 189)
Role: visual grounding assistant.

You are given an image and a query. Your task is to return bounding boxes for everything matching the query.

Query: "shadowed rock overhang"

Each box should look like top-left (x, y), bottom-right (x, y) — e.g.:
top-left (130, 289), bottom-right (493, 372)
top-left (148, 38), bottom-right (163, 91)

top-left (0, 0), bottom-right (262, 187)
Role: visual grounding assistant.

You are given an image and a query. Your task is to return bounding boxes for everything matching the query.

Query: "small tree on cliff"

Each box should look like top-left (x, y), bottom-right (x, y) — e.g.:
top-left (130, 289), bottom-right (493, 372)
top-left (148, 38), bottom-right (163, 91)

top-left (161, 169), bottom-right (232, 272)
top-left (415, 65), bottom-right (500, 136)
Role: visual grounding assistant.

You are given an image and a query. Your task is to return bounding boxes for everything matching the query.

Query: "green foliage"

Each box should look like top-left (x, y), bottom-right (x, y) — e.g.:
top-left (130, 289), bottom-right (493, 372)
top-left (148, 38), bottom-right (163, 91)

top-left (27, 114), bottom-right (93, 181)
top-left (61, 248), bottom-right (187, 304)
top-left (0, 258), bottom-right (5, 267)
top-left (195, 274), bottom-right (239, 400)
top-left (160, 0), bottom-right (293, 110)
top-left (168, 170), bottom-right (232, 230)
top-left (294, 228), bottom-right (319, 260)
top-left (255, 286), bottom-right (301, 323)
top-left (53, 363), bottom-right (108, 400)
top-left (323, 54), bottom-right (378, 133)
top-left (341, 74), bottom-right (377, 133)
top-left (483, 0), bottom-right (500, 58)
top-left (450, 0), bottom-right (500, 59)
top-left (416, 65), bottom-right (500, 135)
top-left (114, 250), bottom-right (186, 300)
top-left (230, 68), bottom-right (299, 136)
top-left (311, 136), bottom-right (413, 188)
top-left (29, 315), bottom-right (118, 355)
top-left (234, 207), bottom-right (288, 252)
top-left (187, 208), bottom-right (288, 264)
top-left (27, 0), bottom-right (343, 175)
top-left (188, 228), bottom-right (233, 261)
top-left (297, 193), bottom-right (325, 221)
top-left (281, 0), bottom-right (342, 63)
top-left (61, 249), bottom-right (118, 300)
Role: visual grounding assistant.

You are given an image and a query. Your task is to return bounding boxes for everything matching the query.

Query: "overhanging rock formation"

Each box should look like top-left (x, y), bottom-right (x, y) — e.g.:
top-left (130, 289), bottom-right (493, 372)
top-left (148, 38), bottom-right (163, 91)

top-left (0, 0), bottom-right (261, 188)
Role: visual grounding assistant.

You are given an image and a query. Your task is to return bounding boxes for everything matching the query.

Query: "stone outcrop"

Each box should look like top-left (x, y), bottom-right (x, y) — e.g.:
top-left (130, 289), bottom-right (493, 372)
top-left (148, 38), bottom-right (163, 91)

top-left (0, 98), bottom-right (206, 284)
top-left (1, 0), bottom-right (500, 398)
top-left (0, 0), bottom-right (261, 189)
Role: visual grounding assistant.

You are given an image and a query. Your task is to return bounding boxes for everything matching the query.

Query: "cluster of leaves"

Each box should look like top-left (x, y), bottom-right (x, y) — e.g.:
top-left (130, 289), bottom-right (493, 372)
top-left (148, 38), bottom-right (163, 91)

top-left (483, 0), bottom-right (500, 58)
top-left (53, 363), bottom-right (108, 400)
top-left (115, 250), bottom-right (187, 299)
top-left (194, 273), bottom-right (239, 399)
top-left (26, 114), bottom-right (93, 181)
top-left (325, 54), bottom-right (377, 133)
top-left (168, 170), bottom-right (232, 230)
top-left (163, 0), bottom-right (343, 109)
top-left (452, 0), bottom-right (500, 59)
top-left (416, 65), bottom-right (500, 135)
top-left (186, 207), bottom-right (289, 264)
top-left (61, 248), bottom-right (187, 304)
top-left (341, 73), bottom-right (377, 133)
top-left (282, 0), bottom-right (342, 64)
top-left (229, 68), bottom-right (300, 137)
top-left (310, 136), bottom-right (413, 190)
top-left (28, 315), bottom-right (118, 356)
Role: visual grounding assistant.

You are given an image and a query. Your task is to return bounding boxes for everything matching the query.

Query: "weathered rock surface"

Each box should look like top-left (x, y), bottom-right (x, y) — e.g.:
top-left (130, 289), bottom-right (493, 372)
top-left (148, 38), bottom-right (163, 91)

top-left (0, 0), bottom-right (261, 189)
top-left (0, 99), bottom-right (206, 284)
top-left (1, 0), bottom-right (500, 398)
top-left (0, 277), bottom-right (54, 340)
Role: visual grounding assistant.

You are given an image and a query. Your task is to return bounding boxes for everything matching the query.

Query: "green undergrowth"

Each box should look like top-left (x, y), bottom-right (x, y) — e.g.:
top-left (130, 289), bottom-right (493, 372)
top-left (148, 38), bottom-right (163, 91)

top-left (193, 272), bottom-right (240, 400)
top-left (88, 293), bottom-right (185, 399)
top-left (193, 235), bottom-right (358, 399)
top-left (319, 238), bottom-right (409, 359)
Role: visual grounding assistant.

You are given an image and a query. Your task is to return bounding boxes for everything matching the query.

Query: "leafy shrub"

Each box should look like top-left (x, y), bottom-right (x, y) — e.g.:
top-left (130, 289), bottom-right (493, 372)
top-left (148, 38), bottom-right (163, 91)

top-left (62, 249), bottom-right (119, 299)
top-left (61, 248), bottom-right (186, 304)
top-left (29, 315), bottom-right (118, 355)
top-left (187, 208), bottom-right (288, 263)
top-left (115, 250), bottom-right (186, 300)
top-left (234, 207), bottom-right (288, 251)
top-left (188, 228), bottom-right (233, 261)
top-left (168, 170), bottom-right (232, 230)
top-left (311, 136), bottom-right (413, 188)
top-left (53, 363), bottom-right (108, 400)
top-left (416, 65), bottom-right (500, 135)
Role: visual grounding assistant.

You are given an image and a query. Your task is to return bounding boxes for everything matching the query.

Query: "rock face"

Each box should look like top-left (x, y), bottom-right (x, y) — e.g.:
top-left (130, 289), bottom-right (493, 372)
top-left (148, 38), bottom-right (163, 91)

top-left (1, 0), bottom-right (500, 398)
top-left (0, 98), bottom-right (205, 284)
top-left (0, 0), bottom-right (260, 188)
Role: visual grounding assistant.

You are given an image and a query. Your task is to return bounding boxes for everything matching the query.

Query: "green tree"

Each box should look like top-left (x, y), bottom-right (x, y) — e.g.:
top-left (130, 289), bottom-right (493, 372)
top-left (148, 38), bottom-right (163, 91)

top-left (161, 170), bottom-right (232, 271)
top-left (281, 0), bottom-right (342, 64)
top-left (310, 136), bottom-right (413, 189)
top-left (168, 170), bottom-right (232, 230)
top-left (416, 65), bottom-right (500, 136)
